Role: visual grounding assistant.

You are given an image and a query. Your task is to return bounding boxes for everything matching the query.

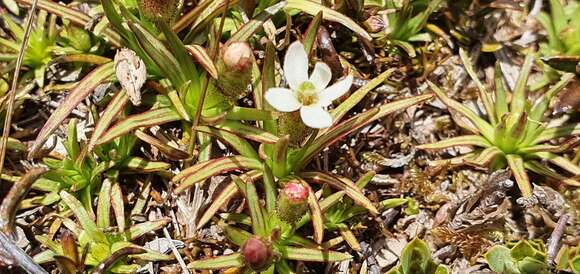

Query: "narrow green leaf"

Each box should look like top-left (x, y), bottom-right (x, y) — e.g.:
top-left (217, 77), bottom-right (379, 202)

top-left (229, 1), bottom-right (287, 42)
top-left (459, 48), bottom-right (496, 125)
top-left (217, 121), bottom-right (280, 144)
top-left (29, 62), bottom-right (115, 158)
top-left (186, 45), bottom-right (218, 79)
top-left (188, 253), bottom-right (244, 269)
top-left (59, 191), bottom-right (108, 243)
top-left (510, 54), bottom-right (534, 115)
top-left (280, 246), bottom-right (351, 262)
top-left (465, 146), bottom-right (504, 168)
top-left (262, 163), bottom-right (277, 213)
top-left (233, 175), bottom-right (267, 236)
top-left (337, 225), bottom-right (360, 252)
top-left (226, 106), bottom-right (277, 120)
top-left (111, 182), bottom-right (126, 232)
top-left (494, 63), bottom-right (509, 121)
top-left (126, 218), bottom-right (170, 240)
top-left (417, 135), bottom-right (492, 150)
top-left (223, 225), bottom-right (252, 247)
top-left (119, 157), bottom-right (171, 172)
top-left (197, 181), bottom-right (239, 229)
top-left (87, 89), bottom-right (129, 152)
top-left (505, 154), bottom-right (533, 198)
top-left (303, 11), bottom-right (323, 55)
top-left (96, 107), bottom-right (182, 146)
top-left (195, 126), bottom-right (259, 159)
top-left (307, 186), bottom-right (324, 244)
top-left (96, 179), bottom-right (112, 228)
top-left (532, 152), bottom-right (580, 176)
top-left (427, 81), bottom-right (494, 141)
top-left (272, 135), bottom-right (290, 178)
top-left (534, 124), bottom-right (580, 144)
top-left (525, 161), bottom-right (580, 187)
top-left (286, 0), bottom-right (371, 40)
top-left (174, 156), bottom-right (263, 193)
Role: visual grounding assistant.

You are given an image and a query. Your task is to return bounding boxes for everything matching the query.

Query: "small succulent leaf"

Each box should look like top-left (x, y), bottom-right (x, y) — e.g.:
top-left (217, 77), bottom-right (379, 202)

top-left (303, 11), bottom-right (323, 55)
top-left (59, 191), bottom-right (108, 244)
top-left (511, 54), bottom-right (534, 115)
top-left (229, 1), bottom-right (287, 42)
top-left (400, 238), bottom-right (432, 274)
top-left (505, 154), bottom-right (533, 198)
top-left (417, 135), bottom-right (492, 150)
top-left (174, 156), bottom-right (262, 193)
top-left (96, 107), bottom-right (183, 146)
top-left (197, 181), bottom-right (239, 229)
top-left (459, 48), bottom-right (496, 125)
top-left (307, 187), bottom-right (324, 244)
top-left (188, 253), bottom-right (245, 269)
top-left (427, 81), bottom-right (495, 141)
top-left (280, 246), bottom-right (351, 262)
top-left (286, 0), bottom-right (371, 40)
top-left (29, 62), bottom-right (115, 158)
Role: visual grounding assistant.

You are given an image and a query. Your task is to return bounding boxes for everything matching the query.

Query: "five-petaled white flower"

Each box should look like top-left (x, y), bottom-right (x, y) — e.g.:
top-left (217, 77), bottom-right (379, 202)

top-left (264, 41), bottom-right (353, 128)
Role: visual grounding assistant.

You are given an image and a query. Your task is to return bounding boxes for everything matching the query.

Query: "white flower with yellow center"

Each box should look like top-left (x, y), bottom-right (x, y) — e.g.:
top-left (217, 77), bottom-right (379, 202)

top-left (264, 41), bottom-right (353, 129)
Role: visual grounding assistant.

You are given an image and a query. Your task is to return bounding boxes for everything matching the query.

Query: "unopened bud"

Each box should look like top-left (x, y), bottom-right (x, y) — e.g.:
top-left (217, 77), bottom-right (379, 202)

top-left (277, 181), bottom-right (309, 225)
top-left (242, 236), bottom-right (274, 271)
top-left (216, 42), bottom-right (254, 101)
top-left (364, 15), bottom-right (386, 33)
top-left (138, 0), bottom-right (181, 26)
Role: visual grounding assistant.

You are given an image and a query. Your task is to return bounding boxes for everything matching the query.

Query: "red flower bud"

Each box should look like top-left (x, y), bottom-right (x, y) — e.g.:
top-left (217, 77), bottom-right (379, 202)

top-left (242, 236), bottom-right (274, 271)
top-left (277, 181), bottom-right (309, 225)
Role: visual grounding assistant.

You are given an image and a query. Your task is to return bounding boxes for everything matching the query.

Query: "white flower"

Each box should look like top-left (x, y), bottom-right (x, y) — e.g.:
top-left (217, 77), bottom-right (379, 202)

top-left (264, 41), bottom-right (353, 129)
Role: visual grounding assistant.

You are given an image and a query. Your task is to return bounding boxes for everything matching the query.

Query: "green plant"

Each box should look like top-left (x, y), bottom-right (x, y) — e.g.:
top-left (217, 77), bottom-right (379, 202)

top-left (364, 0), bottom-right (443, 57)
top-left (387, 238), bottom-right (449, 274)
top-left (25, 119), bottom-right (169, 212)
top-left (485, 240), bottom-right (550, 274)
top-left (33, 189), bottom-right (171, 273)
top-left (556, 244), bottom-right (580, 273)
top-left (418, 48), bottom-right (579, 199)
top-left (188, 176), bottom-right (351, 273)
top-left (533, 0), bottom-right (580, 89)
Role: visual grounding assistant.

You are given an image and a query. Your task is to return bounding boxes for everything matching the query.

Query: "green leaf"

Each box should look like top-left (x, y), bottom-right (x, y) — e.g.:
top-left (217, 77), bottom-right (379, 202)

top-left (524, 160), bottom-right (580, 187)
top-left (174, 156), bottom-right (263, 193)
top-left (188, 253), bottom-right (244, 269)
top-left (303, 11), bottom-right (323, 55)
top-left (126, 218), bottom-right (170, 240)
top-left (262, 163), bottom-right (277, 213)
top-left (88, 90), bottom-right (129, 152)
top-left (118, 157), bottom-right (171, 173)
top-left (417, 135), bottom-right (492, 150)
top-left (96, 107), bottom-right (183, 146)
top-left (29, 62), bottom-right (115, 158)
top-left (272, 135), bottom-right (290, 178)
top-left (531, 152), bottom-right (580, 176)
top-left (510, 54), bottom-right (534, 115)
top-left (494, 63), bottom-right (509, 121)
top-left (217, 121), bottom-right (280, 144)
top-left (485, 245), bottom-right (515, 274)
top-left (301, 172), bottom-right (378, 215)
top-left (534, 124), bottom-right (580, 144)
top-left (185, 45), bottom-right (218, 79)
top-left (110, 182), bottom-right (126, 232)
top-left (286, 0), bottom-right (371, 41)
top-left (400, 238), bottom-right (432, 274)
top-left (505, 154), bottom-right (533, 198)
top-left (232, 175), bottom-right (267, 236)
top-left (226, 106), bottom-right (277, 120)
top-left (427, 81), bottom-right (494, 141)
top-left (59, 191), bottom-right (108, 244)
top-left (96, 179), bottom-right (112, 228)
top-left (280, 246), bottom-right (351, 262)
top-left (195, 126), bottom-right (259, 159)
top-left (459, 48), bottom-right (496, 125)
top-left (229, 1), bottom-right (287, 42)
top-left (307, 186), bottom-right (324, 244)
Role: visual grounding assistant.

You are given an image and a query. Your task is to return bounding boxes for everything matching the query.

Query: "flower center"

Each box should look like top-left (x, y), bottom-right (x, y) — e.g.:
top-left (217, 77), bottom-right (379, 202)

top-left (296, 81), bottom-right (319, 106)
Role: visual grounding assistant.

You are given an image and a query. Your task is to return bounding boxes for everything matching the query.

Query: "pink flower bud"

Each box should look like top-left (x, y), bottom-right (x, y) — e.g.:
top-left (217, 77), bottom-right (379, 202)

top-left (216, 42), bottom-right (254, 101)
top-left (242, 236), bottom-right (274, 271)
top-left (222, 42), bottom-right (253, 72)
top-left (277, 181), bottom-right (309, 225)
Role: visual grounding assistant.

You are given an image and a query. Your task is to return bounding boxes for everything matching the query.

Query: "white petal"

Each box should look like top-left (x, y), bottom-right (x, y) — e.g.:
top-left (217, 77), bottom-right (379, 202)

top-left (265, 88), bottom-right (301, 112)
top-left (319, 75), bottom-right (353, 106)
top-left (300, 105), bottom-right (333, 128)
top-left (284, 41), bottom-right (309, 90)
top-left (309, 62), bottom-right (332, 90)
